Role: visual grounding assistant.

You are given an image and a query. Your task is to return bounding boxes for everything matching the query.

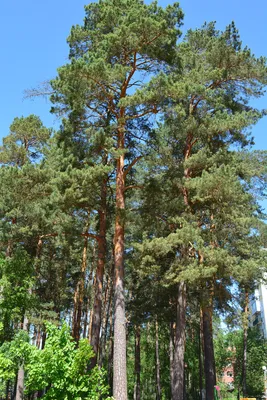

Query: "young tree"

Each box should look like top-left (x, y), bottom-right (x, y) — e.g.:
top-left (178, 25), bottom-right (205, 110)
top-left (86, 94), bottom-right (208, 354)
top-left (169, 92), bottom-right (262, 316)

top-left (0, 115), bottom-right (50, 167)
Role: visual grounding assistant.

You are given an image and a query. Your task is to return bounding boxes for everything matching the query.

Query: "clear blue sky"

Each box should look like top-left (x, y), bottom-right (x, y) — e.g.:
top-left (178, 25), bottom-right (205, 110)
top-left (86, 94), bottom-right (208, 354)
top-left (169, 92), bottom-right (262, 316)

top-left (1, 0), bottom-right (266, 147)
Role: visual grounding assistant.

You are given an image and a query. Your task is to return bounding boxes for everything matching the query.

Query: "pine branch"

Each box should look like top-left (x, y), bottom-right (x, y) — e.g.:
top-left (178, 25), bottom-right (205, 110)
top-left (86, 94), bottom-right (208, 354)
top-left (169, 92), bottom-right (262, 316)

top-left (124, 185), bottom-right (144, 191)
top-left (23, 81), bottom-right (54, 100)
top-left (123, 156), bottom-right (143, 178)
top-left (126, 106), bottom-right (158, 121)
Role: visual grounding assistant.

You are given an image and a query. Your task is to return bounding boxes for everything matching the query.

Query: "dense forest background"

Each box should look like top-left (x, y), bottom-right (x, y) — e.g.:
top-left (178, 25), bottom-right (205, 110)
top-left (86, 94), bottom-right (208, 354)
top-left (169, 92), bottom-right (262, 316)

top-left (0, 1), bottom-right (267, 399)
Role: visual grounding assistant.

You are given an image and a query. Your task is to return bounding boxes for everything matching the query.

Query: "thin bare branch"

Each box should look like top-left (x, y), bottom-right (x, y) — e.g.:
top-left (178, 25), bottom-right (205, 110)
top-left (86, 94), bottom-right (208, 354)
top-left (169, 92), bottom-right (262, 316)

top-left (23, 81), bottom-right (54, 100)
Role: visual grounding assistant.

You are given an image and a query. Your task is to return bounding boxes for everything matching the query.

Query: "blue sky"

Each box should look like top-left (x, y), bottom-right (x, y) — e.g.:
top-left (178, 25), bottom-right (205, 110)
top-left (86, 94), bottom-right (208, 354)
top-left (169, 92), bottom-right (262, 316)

top-left (1, 0), bottom-right (266, 148)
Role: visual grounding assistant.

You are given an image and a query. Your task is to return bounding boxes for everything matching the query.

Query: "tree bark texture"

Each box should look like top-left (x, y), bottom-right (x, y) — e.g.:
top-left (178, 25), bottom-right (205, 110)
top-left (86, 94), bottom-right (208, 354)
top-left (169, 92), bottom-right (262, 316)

top-left (6, 380), bottom-right (10, 400)
top-left (199, 309), bottom-right (204, 400)
top-left (202, 290), bottom-right (216, 400)
top-left (134, 326), bottom-right (141, 400)
top-left (90, 179), bottom-right (107, 367)
top-left (242, 290), bottom-right (249, 397)
top-left (100, 268), bottom-right (113, 367)
top-left (83, 296), bottom-right (90, 339)
top-left (113, 125), bottom-right (127, 400)
top-left (170, 322), bottom-right (175, 400)
top-left (155, 319), bottom-right (161, 400)
top-left (173, 282), bottom-right (186, 400)
top-left (72, 237), bottom-right (88, 342)
top-left (15, 315), bottom-right (28, 400)
top-left (156, 320), bottom-right (161, 400)
top-left (108, 304), bottom-right (114, 393)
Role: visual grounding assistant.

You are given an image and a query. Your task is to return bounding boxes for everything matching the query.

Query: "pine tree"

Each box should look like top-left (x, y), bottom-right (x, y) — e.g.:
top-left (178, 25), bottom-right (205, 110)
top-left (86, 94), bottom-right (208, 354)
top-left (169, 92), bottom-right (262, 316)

top-left (50, 1), bottom-right (183, 397)
top-left (0, 115), bottom-right (50, 167)
top-left (135, 21), bottom-right (267, 400)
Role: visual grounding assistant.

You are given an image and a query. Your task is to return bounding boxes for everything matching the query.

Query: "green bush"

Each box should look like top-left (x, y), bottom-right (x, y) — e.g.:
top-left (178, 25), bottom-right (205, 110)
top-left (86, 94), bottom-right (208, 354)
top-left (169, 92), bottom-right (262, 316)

top-left (0, 323), bottom-right (112, 400)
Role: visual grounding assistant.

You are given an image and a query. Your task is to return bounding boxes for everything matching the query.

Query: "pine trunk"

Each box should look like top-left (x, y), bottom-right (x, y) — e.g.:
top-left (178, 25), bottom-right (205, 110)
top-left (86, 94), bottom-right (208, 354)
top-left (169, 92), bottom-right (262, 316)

top-left (90, 179), bottom-right (107, 367)
top-left (173, 133), bottom-right (192, 400)
top-left (72, 237), bottom-right (88, 342)
top-left (113, 127), bottom-right (127, 399)
top-left (202, 292), bottom-right (216, 400)
top-left (155, 319), bottom-right (161, 400)
top-left (173, 282), bottom-right (186, 400)
top-left (41, 331), bottom-right (46, 350)
top-left (199, 309), bottom-right (204, 400)
top-left (134, 326), bottom-right (141, 400)
top-left (99, 268), bottom-right (113, 367)
top-left (88, 263), bottom-right (97, 343)
top-left (6, 380), bottom-right (10, 400)
top-left (15, 316), bottom-right (28, 400)
top-left (88, 309), bottom-right (94, 343)
top-left (170, 322), bottom-right (174, 400)
top-left (36, 327), bottom-right (42, 350)
top-left (83, 296), bottom-right (90, 339)
top-left (242, 290), bottom-right (249, 397)
top-left (108, 305), bottom-right (114, 393)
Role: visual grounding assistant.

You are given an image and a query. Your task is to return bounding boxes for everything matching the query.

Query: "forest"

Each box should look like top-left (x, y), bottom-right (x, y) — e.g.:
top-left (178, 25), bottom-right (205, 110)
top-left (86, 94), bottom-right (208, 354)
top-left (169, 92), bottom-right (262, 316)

top-left (0, 0), bottom-right (267, 399)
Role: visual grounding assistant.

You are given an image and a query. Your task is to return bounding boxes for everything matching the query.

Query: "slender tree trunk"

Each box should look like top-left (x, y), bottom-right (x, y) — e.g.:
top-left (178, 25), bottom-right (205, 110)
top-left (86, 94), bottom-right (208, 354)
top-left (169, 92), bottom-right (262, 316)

top-left (171, 132), bottom-right (193, 400)
top-left (32, 330), bottom-right (40, 396)
top-left (73, 289), bottom-right (79, 340)
top-left (88, 309), bottom-right (94, 343)
top-left (72, 237), bottom-right (88, 342)
top-left (108, 306), bottom-right (114, 394)
top-left (113, 126), bottom-right (127, 400)
top-left (155, 319), bottom-right (161, 400)
top-left (242, 322), bottom-right (248, 397)
top-left (90, 179), bottom-right (107, 367)
top-left (184, 366), bottom-right (187, 400)
top-left (85, 250), bottom-right (96, 340)
top-left (173, 282), bottom-right (186, 400)
top-left (170, 322), bottom-right (174, 400)
top-left (202, 289), bottom-right (216, 400)
top-left (100, 268), bottom-right (113, 367)
top-left (134, 326), bottom-right (141, 400)
top-left (12, 375), bottom-right (18, 400)
top-left (36, 327), bottom-right (42, 350)
top-left (88, 258), bottom-right (97, 343)
top-left (33, 390), bottom-right (38, 399)
top-left (83, 296), bottom-right (90, 339)
top-left (6, 380), bottom-right (10, 400)
top-left (41, 330), bottom-right (46, 350)
top-left (199, 309), bottom-right (203, 400)
top-left (15, 316), bottom-right (28, 400)
top-left (242, 290), bottom-right (249, 397)
top-left (16, 233), bottom-right (36, 400)
top-left (36, 330), bottom-right (47, 399)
